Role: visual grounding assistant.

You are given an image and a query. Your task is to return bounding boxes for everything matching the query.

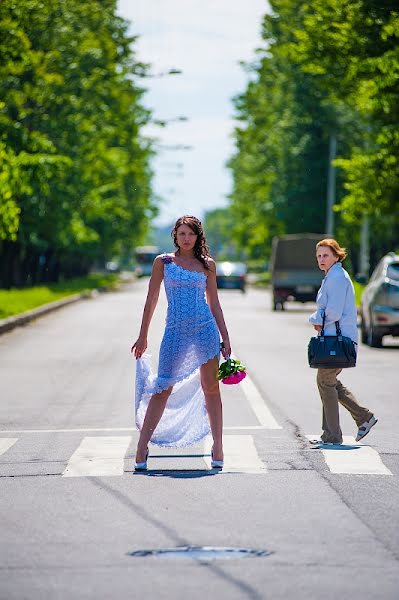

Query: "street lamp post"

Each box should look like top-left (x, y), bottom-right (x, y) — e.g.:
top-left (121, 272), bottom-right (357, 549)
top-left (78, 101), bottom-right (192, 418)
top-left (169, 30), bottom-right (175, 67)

top-left (157, 144), bottom-right (193, 151)
top-left (152, 116), bottom-right (188, 127)
top-left (326, 132), bottom-right (337, 236)
top-left (135, 67), bottom-right (183, 78)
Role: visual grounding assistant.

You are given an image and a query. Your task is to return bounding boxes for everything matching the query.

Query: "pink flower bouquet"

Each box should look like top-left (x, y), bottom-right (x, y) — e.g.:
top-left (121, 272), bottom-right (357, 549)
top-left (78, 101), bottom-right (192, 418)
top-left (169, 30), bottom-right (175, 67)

top-left (217, 357), bottom-right (247, 385)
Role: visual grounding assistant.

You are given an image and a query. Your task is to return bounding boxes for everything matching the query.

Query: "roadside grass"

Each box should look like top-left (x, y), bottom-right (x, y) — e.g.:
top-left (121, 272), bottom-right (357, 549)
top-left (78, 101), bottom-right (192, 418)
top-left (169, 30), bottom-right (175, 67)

top-left (0, 273), bottom-right (119, 319)
top-left (252, 271), bottom-right (271, 286)
top-left (353, 281), bottom-right (366, 308)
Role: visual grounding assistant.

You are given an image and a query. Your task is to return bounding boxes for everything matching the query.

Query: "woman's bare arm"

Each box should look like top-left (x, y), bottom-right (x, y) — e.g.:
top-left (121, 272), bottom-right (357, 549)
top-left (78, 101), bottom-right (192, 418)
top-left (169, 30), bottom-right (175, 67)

top-left (131, 256), bottom-right (164, 359)
top-left (205, 259), bottom-right (231, 358)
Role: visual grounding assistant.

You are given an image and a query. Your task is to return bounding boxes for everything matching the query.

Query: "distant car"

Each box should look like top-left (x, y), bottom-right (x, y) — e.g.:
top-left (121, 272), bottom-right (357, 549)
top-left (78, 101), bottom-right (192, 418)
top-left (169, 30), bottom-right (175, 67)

top-left (216, 261), bottom-right (247, 292)
top-left (360, 252), bottom-right (399, 347)
top-left (134, 246), bottom-right (159, 277)
top-left (105, 261), bottom-right (120, 273)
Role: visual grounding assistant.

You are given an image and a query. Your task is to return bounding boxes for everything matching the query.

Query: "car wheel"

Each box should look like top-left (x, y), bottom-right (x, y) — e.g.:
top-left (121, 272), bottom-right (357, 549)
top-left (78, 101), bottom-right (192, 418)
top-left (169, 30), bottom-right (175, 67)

top-left (273, 300), bottom-right (284, 311)
top-left (367, 320), bottom-right (383, 348)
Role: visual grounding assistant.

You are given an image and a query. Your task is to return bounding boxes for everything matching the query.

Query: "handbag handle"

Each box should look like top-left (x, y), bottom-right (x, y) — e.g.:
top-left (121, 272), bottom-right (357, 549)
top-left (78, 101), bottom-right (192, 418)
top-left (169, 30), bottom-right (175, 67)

top-left (321, 312), bottom-right (341, 336)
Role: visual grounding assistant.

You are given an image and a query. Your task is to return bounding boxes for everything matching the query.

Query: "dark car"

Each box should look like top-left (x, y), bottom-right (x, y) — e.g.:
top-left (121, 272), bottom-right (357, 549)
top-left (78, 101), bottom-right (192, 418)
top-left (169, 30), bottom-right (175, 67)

top-left (360, 252), bottom-right (399, 347)
top-left (216, 261), bottom-right (247, 292)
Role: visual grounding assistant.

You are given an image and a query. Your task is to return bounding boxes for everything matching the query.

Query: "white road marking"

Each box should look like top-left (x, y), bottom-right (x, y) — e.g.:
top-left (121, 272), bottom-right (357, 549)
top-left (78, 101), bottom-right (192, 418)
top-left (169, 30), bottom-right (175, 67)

top-left (0, 425), bottom-right (271, 434)
top-left (224, 426), bottom-right (269, 430)
top-left (306, 435), bottom-right (393, 475)
top-left (0, 428), bottom-right (138, 434)
top-left (239, 375), bottom-right (282, 429)
top-left (203, 435), bottom-right (266, 474)
top-left (0, 438), bottom-right (18, 456)
top-left (62, 436), bottom-right (131, 477)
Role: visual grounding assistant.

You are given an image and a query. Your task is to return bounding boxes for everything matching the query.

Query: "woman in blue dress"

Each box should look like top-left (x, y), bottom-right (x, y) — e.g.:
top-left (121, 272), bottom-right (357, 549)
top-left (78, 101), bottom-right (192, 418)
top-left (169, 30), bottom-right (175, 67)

top-left (131, 215), bottom-right (231, 470)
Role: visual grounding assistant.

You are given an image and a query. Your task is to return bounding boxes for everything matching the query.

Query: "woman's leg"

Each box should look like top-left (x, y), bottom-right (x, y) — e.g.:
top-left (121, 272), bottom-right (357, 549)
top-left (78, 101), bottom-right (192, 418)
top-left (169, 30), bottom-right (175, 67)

top-left (317, 368), bottom-right (343, 443)
top-left (335, 373), bottom-right (373, 426)
top-left (135, 387), bottom-right (172, 462)
top-left (200, 356), bottom-right (223, 460)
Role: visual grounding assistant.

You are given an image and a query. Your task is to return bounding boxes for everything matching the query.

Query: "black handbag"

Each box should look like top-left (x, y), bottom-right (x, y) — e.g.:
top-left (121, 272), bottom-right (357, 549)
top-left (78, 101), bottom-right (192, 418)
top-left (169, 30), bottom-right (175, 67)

top-left (308, 314), bottom-right (357, 369)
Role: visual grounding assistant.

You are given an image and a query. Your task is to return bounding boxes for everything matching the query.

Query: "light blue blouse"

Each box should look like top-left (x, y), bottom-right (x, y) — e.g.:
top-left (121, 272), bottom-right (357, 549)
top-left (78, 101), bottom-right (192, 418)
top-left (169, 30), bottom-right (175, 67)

top-left (309, 262), bottom-right (358, 343)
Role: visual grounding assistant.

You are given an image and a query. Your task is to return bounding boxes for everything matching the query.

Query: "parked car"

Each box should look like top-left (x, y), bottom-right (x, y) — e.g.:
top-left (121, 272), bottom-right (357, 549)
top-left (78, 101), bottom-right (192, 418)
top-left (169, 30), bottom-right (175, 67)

top-left (216, 261), bottom-right (247, 292)
top-left (105, 261), bottom-right (120, 273)
top-left (360, 252), bottom-right (399, 347)
top-left (134, 245), bottom-right (159, 277)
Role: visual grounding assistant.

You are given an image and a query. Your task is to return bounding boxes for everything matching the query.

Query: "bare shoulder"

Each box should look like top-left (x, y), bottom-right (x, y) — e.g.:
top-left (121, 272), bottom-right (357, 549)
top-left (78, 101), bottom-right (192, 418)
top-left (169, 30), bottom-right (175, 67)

top-left (152, 255), bottom-right (166, 270)
top-left (206, 257), bottom-right (217, 276)
top-left (155, 253), bottom-right (173, 261)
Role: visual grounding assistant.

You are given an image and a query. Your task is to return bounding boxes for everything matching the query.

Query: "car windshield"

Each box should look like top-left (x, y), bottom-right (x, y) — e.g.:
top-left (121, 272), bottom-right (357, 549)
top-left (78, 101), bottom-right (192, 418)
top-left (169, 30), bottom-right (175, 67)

top-left (217, 262), bottom-right (246, 276)
top-left (387, 263), bottom-right (399, 281)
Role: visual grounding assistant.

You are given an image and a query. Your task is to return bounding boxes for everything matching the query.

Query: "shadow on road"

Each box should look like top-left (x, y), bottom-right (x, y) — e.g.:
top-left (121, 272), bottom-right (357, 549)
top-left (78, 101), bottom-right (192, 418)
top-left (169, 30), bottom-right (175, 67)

top-left (129, 469), bottom-right (219, 479)
top-left (89, 477), bottom-right (264, 600)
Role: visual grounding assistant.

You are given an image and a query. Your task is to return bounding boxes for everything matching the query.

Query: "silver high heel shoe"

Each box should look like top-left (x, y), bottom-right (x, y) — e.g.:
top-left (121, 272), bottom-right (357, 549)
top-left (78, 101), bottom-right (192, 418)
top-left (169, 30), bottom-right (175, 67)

top-left (134, 448), bottom-right (149, 472)
top-left (211, 448), bottom-right (224, 469)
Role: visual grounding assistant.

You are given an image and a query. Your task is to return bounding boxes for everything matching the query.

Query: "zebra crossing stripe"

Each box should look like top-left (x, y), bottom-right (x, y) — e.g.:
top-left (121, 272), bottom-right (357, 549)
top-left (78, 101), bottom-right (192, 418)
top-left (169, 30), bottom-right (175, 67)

top-left (307, 435), bottom-right (393, 475)
top-left (239, 374), bottom-right (282, 429)
top-left (203, 435), bottom-right (266, 474)
top-left (62, 436), bottom-right (131, 477)
top-left (0, 438), bottom-right (18, 457)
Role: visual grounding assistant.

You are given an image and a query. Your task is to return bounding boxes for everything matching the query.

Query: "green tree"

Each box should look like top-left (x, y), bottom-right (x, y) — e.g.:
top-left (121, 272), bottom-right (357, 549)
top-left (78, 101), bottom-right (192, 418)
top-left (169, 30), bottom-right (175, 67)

top-left (203, 207), bottom-right (241, 259)
top-left (288, 0), bottom-right (399, 222)
top-left (229, 4), bottom-right (336, 260)
top-left (228, 0), bottom-right (399, 269)
top-left (0, 0), bottom-right (155, 287)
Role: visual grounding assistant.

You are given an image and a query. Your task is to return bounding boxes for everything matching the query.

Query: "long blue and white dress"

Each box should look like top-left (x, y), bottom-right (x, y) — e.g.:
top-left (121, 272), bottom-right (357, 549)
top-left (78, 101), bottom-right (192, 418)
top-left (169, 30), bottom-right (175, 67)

top-left (135, 255), bottom-right (220, 447)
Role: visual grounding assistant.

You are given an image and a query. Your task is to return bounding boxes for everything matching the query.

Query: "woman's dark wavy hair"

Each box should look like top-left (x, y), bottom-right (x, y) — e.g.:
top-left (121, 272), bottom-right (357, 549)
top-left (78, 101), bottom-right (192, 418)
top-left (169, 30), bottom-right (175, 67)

top-left (171, 215), bottom-right (211, 270)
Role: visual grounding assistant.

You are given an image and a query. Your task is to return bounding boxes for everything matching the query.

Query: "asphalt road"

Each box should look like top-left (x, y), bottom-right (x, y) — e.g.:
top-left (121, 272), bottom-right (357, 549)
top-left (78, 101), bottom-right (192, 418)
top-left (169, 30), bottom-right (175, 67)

top-left (0, 280), bottom-right (398, 600)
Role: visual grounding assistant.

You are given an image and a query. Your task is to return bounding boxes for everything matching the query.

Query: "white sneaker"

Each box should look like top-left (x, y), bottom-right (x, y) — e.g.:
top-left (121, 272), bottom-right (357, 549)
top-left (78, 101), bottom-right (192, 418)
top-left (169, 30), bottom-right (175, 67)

top-left (356, 416), bottom-right (378, 442)
top-left (309, 439), bottom-right (342, 449)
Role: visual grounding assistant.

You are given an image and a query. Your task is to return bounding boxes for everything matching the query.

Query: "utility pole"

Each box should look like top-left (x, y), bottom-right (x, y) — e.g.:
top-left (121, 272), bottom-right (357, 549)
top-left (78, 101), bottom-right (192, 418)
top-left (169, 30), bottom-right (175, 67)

top-left (358, 215), bottom-right (370, 281)
top-left (326, 132), bottom-right (337, 236)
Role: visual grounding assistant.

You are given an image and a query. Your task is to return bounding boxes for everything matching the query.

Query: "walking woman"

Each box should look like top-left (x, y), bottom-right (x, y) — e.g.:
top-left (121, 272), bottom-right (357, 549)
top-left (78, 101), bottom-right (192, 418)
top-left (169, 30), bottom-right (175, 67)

top-left (131, 215), bottom-right (231, 470)
top-left (308, 239), bottom-right (378, 447)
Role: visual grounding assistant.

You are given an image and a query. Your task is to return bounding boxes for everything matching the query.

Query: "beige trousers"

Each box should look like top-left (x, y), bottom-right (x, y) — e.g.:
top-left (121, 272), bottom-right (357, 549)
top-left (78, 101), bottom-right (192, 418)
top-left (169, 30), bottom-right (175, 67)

top-left (316, 368), bottom-right (373, 444)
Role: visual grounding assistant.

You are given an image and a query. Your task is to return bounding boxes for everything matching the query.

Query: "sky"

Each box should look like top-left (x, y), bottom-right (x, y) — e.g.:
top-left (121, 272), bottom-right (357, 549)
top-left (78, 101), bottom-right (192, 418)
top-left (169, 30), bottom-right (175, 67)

top-left (117, 0), bottom-right (269, 227)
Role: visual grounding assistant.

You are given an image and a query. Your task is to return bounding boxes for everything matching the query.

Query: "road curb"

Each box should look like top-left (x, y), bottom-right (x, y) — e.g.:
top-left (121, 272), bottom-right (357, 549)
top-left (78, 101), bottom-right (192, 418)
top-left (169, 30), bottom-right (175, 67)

top-left (0, 290), bottom-right (98, 336)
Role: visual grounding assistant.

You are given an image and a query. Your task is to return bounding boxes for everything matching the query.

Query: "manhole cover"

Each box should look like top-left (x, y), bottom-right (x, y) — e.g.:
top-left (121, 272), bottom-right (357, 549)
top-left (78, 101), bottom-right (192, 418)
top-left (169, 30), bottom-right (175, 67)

top-left (128, 545), bottom-right (272, 560)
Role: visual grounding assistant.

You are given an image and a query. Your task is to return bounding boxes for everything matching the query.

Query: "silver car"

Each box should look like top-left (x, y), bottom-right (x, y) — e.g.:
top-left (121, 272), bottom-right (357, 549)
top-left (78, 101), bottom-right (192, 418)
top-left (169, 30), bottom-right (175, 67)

top-left (360, 252), bottom-right (399, 347)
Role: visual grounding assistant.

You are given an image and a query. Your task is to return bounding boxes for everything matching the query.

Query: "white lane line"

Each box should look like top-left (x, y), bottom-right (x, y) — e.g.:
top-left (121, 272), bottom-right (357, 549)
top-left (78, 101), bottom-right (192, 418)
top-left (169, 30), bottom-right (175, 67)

top-left (0, 438), bottom-right (18, 457)
top-left (0, 426), bottom-right (272, 434)
top-left (62, 436), bottom-right (131, 477)
top-left (224, 426), bottom-right (269, 430)
top-left (306, 435), bottom-right (393, 475)
top-left (0, 428), bottom-right (138, 434)
top-left (239, 375), bottom-right (282, 429)
top-left (203, 435), bottom-right (266, 474)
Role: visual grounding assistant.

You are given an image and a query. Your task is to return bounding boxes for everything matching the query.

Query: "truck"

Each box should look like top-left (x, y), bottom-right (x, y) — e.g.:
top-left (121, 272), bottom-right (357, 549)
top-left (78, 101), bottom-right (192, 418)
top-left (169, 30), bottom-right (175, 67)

top-left (269, 234), bottom-right (326, 310)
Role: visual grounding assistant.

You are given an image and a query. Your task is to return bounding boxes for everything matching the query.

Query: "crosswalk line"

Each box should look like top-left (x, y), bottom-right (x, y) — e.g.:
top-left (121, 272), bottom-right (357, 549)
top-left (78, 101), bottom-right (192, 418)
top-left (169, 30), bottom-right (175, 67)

top-left (0, 438), bottom-right (18, 457)
top-left (1, 434), bottom-right (393, 478)
top-left (62, 436), bottom-right (131, 477)
top-left (307, 435), bottom-right (393, 475)
top-left (203, 435), bottom-right (266, 474)
top-left (239, 374), bottom-right (282, 429)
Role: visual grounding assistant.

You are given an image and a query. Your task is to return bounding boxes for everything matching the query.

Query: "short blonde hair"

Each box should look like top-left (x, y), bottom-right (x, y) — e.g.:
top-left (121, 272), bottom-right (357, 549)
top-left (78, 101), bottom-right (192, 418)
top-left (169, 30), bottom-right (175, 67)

top-left (316, 238), bottom-right (347, 262)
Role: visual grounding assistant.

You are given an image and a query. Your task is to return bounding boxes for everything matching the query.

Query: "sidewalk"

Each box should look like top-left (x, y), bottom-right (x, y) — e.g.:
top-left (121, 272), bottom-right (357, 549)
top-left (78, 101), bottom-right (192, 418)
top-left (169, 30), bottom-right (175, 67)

top-left (0, 290), bottom-right (98, 336)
